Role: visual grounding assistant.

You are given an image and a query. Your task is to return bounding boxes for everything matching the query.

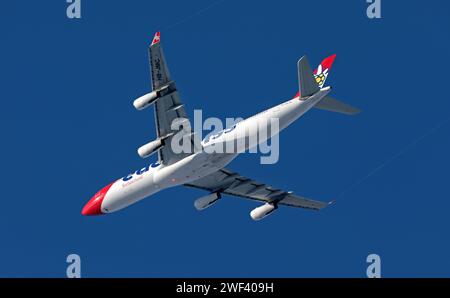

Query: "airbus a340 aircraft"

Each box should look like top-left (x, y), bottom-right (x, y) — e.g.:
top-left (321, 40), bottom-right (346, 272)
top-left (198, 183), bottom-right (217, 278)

top-left (82, 32), bottom-right (359, 220)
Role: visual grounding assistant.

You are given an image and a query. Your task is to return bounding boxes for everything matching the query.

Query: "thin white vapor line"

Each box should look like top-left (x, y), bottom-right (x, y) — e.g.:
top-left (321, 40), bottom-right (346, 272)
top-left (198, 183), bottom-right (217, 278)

top-left (335, 116), bottom-right (450, 200)
top-left (164, 0), bottom-right (227, 30)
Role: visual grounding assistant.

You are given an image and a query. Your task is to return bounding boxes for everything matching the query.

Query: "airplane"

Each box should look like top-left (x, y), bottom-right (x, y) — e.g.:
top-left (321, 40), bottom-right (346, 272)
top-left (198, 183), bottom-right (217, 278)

top-left (82, 32), bottom-right (360, 221)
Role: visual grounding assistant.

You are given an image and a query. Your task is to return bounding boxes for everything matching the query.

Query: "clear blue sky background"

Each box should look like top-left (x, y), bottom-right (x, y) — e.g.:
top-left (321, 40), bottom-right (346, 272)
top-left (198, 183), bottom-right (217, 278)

top-left (1, 0), bottom-right (449, 277)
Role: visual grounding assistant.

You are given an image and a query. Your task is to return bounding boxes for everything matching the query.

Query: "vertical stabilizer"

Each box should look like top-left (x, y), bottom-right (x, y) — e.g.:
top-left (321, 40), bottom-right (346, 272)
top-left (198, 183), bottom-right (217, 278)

top-left (297, 56), bottom-right (320, 98)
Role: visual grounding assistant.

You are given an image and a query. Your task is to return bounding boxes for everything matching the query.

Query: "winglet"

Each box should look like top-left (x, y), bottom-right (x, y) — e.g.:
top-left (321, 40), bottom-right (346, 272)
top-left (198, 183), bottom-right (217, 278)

top-left (151, 31), bottom-right (161, 46)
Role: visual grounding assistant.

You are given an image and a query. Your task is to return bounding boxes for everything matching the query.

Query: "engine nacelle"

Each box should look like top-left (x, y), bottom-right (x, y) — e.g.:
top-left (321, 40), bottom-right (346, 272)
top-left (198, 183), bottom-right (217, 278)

top-left (133, 91), bottom-right (158, 110)
top-left (137, 139), bottom-right (163, 158)
top-left (250, 203), bottom-right (278, 221)
top-left (194, 192), bottom-right (221, 211)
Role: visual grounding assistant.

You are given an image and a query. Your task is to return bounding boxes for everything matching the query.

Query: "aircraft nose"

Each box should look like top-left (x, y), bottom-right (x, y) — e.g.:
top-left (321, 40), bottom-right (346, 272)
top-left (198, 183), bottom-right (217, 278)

top-left (82, 194), bottom-right (104, 216)
top-left (82, 182), bottom-right (114, 216)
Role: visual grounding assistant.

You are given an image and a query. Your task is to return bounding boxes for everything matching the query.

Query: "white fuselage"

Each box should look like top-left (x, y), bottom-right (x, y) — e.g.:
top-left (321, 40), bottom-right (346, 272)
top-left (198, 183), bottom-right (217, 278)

top-left (97, 88), bottom-right (331, 214)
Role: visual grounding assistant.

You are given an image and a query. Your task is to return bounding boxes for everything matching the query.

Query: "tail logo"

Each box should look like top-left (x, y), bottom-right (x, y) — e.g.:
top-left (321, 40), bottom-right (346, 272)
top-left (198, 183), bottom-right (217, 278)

top-left (314, 65), bottom-right (329, 87)
top-left (313, 54), bottom-right (336, 88)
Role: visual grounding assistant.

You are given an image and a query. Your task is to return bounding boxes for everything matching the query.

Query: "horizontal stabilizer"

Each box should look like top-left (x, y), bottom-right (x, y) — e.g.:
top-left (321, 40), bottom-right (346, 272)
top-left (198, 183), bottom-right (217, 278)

top-left (315, 96), bottom-right (360, 115)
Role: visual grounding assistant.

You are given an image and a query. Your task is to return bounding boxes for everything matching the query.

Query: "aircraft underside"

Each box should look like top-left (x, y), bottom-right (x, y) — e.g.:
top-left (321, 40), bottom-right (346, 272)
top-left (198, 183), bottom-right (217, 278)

top-left (82, 32), bottom-right (359, 221)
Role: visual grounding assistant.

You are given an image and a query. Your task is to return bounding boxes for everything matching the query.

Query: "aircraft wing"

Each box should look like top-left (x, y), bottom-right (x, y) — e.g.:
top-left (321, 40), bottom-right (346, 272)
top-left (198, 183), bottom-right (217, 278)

top-left (148, 32), bottom-right (201, 165)
top-left (184, 168), bottom-right (332, 210)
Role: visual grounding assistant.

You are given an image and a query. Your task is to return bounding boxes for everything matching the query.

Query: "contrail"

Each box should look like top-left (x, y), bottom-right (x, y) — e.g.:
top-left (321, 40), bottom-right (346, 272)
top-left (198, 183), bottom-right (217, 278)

top-left (164, 0), bottom-right (227, 30)
top-left (335, 116), bottom-right (450, 200)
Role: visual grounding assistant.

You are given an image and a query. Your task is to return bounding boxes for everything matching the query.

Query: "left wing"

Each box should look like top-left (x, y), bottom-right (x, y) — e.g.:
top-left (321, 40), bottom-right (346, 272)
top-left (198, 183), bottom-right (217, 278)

top-left (184, 168), bottom-right (332, 211)
top-left (148, 32), bottom-right (201, 165)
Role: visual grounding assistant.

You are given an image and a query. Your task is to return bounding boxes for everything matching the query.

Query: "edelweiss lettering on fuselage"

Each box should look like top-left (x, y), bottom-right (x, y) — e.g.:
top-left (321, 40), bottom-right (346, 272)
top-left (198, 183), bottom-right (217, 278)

top-left (122, 162), bottom-right (161, 182)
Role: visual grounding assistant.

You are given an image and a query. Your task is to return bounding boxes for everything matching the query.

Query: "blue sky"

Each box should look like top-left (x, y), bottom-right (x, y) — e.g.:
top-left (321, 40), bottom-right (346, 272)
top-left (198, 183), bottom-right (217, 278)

top-left (1, 0), bottom-right (450, 277)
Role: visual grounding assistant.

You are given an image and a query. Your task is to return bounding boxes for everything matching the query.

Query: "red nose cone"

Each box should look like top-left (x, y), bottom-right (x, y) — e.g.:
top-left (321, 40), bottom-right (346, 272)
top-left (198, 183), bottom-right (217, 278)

top-left (82, 182), bottom-right (114, 216)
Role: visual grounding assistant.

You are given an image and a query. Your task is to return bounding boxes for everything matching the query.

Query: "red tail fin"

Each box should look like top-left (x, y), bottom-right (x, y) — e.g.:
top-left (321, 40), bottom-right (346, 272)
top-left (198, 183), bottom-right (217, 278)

top-left (292, 54), bottom-right (336, 99)
top-left (314, 54), bottom-right (336, 88)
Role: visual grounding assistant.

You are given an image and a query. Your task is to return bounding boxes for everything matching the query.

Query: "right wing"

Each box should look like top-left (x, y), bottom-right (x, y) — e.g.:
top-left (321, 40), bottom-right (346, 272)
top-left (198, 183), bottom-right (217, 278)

top-left (148, 32), bottom-right (201, 165)
top-left (184, 168), bottom-right (331, 210)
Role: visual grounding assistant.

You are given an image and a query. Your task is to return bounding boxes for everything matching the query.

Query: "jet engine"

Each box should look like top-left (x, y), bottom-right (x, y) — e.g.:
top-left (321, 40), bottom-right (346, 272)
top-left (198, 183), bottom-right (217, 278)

top-left (194, 192), bottom-right (221, 211)
top-left (133, 91), bottom-right (159, 110)
top-left (137, 139), bottom-right (163, 158)
top-left (250, 203), bottom-right (278, 221)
